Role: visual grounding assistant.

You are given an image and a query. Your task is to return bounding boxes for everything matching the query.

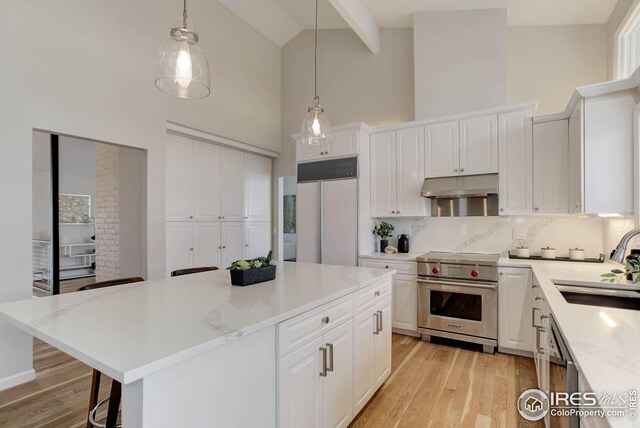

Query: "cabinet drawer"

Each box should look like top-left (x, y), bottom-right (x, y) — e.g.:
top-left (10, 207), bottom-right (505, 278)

top-left (355, 279), bottom-right (391, 314)
top-left (278, 294), bottom-right (353, 358)
top-left (360, 259), bottom-right (417, 276)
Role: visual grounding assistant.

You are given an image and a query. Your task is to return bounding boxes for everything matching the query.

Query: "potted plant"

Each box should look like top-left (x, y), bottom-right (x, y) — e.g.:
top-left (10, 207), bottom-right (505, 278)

top-left (227, 251), bottom-right (276, 286)
top-left (373, 221), bottom-right (394, 253)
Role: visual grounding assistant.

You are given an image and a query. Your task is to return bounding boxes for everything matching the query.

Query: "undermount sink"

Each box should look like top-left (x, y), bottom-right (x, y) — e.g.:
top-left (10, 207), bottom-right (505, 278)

top-left (557, 284), bottom-right (640, 311)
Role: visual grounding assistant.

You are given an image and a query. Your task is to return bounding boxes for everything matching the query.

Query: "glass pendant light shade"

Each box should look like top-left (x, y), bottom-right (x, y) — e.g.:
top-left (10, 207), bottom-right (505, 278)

top-left (301, 96), bottom-right (332, 146)
top-left (155, 19), bottom-right (210, 99)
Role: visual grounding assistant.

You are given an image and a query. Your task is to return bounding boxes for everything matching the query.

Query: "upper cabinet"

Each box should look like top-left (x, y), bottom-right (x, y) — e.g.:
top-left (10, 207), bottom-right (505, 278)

top-left (296, 127), bottom-right (361, 162)
top-left (498, 110), bottom-right (533, 216)
top-left (459, 115), bottom-right (498, 176)
top-left (370, 127), bottom-right (426, 218)
top-left (424, 116), bottom-right (497, 178)
top-left (533, 120), bottom-right (569, 214)
top-left (166, 136), bottom-right (272, 223)
top-left (568, 102), bottom-right (584, 214)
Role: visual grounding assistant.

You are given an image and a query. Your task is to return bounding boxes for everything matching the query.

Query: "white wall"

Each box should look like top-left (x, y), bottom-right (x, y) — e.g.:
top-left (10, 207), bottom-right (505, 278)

top-left (0, 0), bottom-right (280, 389)
top-left (413, 9), bottom-right (508, 118)
top-left (376, 216), bottom-right (605, 259)
top-left (508, 25), bottom-right (607, 114)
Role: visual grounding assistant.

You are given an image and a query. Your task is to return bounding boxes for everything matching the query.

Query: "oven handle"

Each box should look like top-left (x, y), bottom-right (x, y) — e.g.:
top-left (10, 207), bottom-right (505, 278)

top-left (417, 278), bottom-right (497, 290)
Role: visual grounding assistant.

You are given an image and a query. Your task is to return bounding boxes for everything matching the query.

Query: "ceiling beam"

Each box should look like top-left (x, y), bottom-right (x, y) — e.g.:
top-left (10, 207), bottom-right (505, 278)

top-left (326, 0), bottom-right (380, 53)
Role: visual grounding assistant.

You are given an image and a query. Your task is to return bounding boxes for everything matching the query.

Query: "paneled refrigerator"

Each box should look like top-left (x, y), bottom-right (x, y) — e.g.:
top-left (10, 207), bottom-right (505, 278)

top-left (296, 157), bottom-right (358, 266)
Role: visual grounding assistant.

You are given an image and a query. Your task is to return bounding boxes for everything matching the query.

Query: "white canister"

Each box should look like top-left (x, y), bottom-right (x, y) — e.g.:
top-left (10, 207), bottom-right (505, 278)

top-left (515, 246), bottom-right (530, 258)
top-left (541, 247), bottom-right (556, 259)
top-left (569, 248), bottom-right (585, 261)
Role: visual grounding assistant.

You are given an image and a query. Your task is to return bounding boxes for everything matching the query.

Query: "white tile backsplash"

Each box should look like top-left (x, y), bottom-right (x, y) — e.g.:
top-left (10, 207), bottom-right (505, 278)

top-left (375, 216), bottom-right (608, 258)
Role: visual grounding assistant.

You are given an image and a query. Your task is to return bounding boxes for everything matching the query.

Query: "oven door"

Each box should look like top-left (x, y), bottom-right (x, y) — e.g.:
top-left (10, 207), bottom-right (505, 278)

top-left (417, 278), bottom-right (497, 339)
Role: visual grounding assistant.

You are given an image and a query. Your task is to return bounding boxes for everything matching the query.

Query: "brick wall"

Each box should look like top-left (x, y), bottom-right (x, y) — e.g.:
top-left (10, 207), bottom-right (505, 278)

top-left (94, 145), bottom-right (120, 280)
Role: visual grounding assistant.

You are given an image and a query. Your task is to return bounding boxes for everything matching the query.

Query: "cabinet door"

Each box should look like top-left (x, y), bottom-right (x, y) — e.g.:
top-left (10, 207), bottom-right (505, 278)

top-left (533, 121), bottom-right (569, 214)
top-left (498, 111), bottom-right (533, 215)
top-left (193, 222), bottom-right (221, 269)
top-left (297, 139), bottom-right (324, 162)
top-left (278, 337), bottom-right (323, 428)
top-left (370, 132), bottom-right (397, 217)
top-left (459, 115), bottom-right (498, 175)
top-left (322, 322), bottom-right (354, 428)
top-left (221, 222), bottom-right (244, 267)
top-left (165, 222), bottom-right (193, 276)
top-left (568, 101), bottom-right (584, 214)
top-left (244, 222), bottom-right (271, 260)
top-left (352, 310), bottom-right (376, 415)
top-left (192, 142), bottom-right (221, 221)
top-left (220, 148), bottom-right (245, 222)
top-left (497, 268), bottom-right (534, 353)
top-left (244, 154), bottom-right (272, 222)
top-left (374, 298), bottom-right (392, 388)
top-left (425, 121), bottom-right (459, 178)
top-left (166, 135), bottom-right (193, 221)
top-left (325, 131), bottom-right (358, 159)
top-left (395, 127), bottom-right (426, 217)
top-left (392, 275), bottom-right (417, 332)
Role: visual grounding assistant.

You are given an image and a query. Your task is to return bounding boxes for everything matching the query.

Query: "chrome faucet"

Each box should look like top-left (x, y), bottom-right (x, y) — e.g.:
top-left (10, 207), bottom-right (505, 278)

top-left (611, 227), bottom-right (640, 263)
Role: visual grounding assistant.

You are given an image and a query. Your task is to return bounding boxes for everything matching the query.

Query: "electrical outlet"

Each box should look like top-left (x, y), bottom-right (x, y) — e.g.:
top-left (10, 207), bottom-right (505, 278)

top-left (513, 228), bottom-right (527, 240)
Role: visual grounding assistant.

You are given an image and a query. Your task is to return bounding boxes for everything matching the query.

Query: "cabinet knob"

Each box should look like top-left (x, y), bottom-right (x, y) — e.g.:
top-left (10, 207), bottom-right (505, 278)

top-left (535, 207), bottom-right (539, 211)
top-left (189, 248), bottom-right (194, 251)
top-left (218, 246), bottom-right (222, 249)
top-left (245, 244), bottom-right (249, 247)
top-left (391, 211), bottom-right (395, 214)
top-left (322, 316), bottom-right (330, 324)
top-left (454, 169), bottom-right (458, 173)
top-left (374, 290), bottom-right (380, 297)
top-left (460, 168), bottom-right (464, 172)
top-left (223, 246), bottom-right (226, 249)
top-left (385, 265), bottom-right (389, 269)
top-left (218, 216), bottom-right (221, 219)
top-left (397, 211), bottom-right (400, 214)
top-left (500, 208), bottom-right (504, 212)
top-left (245, 217), bottom-right (248, 220)
top-left (189, 216), bottom-right (193, 219)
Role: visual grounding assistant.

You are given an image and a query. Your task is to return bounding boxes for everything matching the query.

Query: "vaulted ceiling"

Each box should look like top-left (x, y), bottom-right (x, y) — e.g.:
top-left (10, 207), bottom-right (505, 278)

top-left (217, 0), bottom-right (618, 51)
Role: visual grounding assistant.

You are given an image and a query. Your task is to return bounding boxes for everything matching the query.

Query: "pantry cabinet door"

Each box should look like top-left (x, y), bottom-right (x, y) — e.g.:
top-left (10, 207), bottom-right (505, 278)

top-left (165, 222), bottom-right (193, 276)
top-left (425, 121), bottom-right (459, 178)
top-left (459, 115), bottom-right (498, 176)
top-left (395, 127), bottom-right (426, 217)
top-left (166, 135), bottom-right (193, 221)
top-left (220, 148), bottom-right (245, 222)
top-left (193, 222), bottom-right (221, 269)
top-left (244, 222), bottom-right (271, 260)
top-left (192, 142), bottom-right (221, 221)
top-left (221, 222), bottom-right (244, 268)
top-left (370, 132), bottom-right (397, 217)
top-left (244, 153), bottom-right (272, 222)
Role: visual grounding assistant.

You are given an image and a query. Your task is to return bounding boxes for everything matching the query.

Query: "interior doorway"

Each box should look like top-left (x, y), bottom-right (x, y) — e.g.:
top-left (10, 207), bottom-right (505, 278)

top-left (32, 131), bottom-right (147, 296)
top-left (277, 176), bottom-right (297, 262)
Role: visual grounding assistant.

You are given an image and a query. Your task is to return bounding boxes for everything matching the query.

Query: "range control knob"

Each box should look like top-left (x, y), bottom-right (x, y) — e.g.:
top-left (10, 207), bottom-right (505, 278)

top-left (432, 267), bottom-right (439, 275)
top-left (471, 269), bottom-right (479, 278)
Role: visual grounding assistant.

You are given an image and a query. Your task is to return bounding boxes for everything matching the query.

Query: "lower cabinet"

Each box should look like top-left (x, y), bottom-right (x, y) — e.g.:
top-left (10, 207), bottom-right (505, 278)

top-left (498, 267), bottom-right (535, 353)
top-left (165, 221), bottom-right (271, 276)
top-left (391, 275), bottom-right (418, 332)
top-left (276, 279), bottom-right (392, 428)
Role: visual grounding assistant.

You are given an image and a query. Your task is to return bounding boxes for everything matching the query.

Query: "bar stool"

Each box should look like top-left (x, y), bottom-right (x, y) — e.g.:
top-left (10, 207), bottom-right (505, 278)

top-left (78, 276), bottom-right (144, 428)
top-left (170, 266), bottom-right (219, 277)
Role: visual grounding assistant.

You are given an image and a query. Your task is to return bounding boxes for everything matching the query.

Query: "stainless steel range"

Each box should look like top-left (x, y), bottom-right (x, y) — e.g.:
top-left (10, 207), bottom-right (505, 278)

top-left (416, 252), bottom-right (499, 353)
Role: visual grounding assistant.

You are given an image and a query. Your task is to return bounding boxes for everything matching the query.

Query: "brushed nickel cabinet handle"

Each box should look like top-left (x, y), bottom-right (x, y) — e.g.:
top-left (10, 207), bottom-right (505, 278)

top-left (373, 313), bottom-right (380, 335)
top-left (326, 343), bottom-right (334, 372)
top-left (377, 310), bottom-right (383, 332)
top-left (319, 347), bottom-right (327, 377)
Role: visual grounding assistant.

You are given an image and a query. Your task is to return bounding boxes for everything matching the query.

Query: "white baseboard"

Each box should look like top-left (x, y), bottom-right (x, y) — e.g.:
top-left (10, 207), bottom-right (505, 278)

top-left (0, 368), bottom-right (35, 391)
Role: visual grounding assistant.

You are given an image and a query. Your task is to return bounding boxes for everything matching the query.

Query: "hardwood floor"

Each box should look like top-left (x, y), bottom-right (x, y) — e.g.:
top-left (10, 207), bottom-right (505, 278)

top-left (32, 277), bottom-right (96, 298)
top-left (349, 334), bottom-right (543, 428)
top-left (0, 339), bottom-right (113, 428)
top-left (0, 334), bottom-right (540, 428)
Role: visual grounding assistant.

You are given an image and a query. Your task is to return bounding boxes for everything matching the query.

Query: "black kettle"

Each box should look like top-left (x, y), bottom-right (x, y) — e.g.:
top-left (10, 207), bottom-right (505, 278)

top-left (397, 234), bottom-right (410, 253)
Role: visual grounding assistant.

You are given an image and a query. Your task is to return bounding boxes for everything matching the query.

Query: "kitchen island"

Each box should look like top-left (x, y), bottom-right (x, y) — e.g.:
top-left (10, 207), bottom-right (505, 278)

top-left (0, 262), bottom-right (394, 427)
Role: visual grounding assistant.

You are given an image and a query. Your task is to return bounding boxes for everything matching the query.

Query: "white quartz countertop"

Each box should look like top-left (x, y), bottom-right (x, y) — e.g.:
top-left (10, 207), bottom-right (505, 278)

top-left (0, 262), bottom-right (394, 385)
top-left (499, 257), bottom-right (640, 427)
top-left (359, 252), bottom-right (422, 261)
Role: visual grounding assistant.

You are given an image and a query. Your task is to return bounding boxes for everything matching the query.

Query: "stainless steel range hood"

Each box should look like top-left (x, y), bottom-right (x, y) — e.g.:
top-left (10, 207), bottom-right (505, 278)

top-left (421, 173), bottom-right (499, 217)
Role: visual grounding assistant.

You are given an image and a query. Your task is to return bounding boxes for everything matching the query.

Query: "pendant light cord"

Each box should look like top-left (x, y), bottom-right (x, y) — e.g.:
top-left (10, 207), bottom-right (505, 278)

top-left (314, 0), bottom-right (318, 98)
top-left (183, 0), bottom-right (188, 28)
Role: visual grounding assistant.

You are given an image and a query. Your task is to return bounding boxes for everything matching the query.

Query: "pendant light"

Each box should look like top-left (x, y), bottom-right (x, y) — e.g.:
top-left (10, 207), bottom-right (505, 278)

top-left (155, 0), bottom-right (210, 99)
top-left (301, 0), bottom-right (333, 146)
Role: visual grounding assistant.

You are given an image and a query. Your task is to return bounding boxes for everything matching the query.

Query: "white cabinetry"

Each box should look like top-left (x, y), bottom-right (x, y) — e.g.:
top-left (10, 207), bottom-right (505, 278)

top-left (498, 267), bottom-right (534, 354)
top-left (424, 115), bottom-right (497, 178)
top-left (220, 148), bottom-right (245, 221)
top-left (193, 222), bottom-right (221, 269)
top-left (165, 222), bottom-right (193, 275)
top-left (459, 115), bottom-right (498, 176)
top-left (244, 222), bottom-right (271, 259)
top-left (166, 135), bottom-right (193, 221)
top-left (370, 127), bottom-right (426, 217)
top-left (276, 279), bottom-right (391, 428)
top-left (533, 120), bottom-right (569, 214)
top-left (498, 110), bottom-right (533, 215)
top-left (221, 222), bottom-right (244, 268)
top-left (296, 127), bottom-right (361, 162)
top-left (244, 153), bottom-right (272, 221)
top-left (192, 142), bottom-right (222, 221)
top-left (568, 102), bottom-right (584, 214)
